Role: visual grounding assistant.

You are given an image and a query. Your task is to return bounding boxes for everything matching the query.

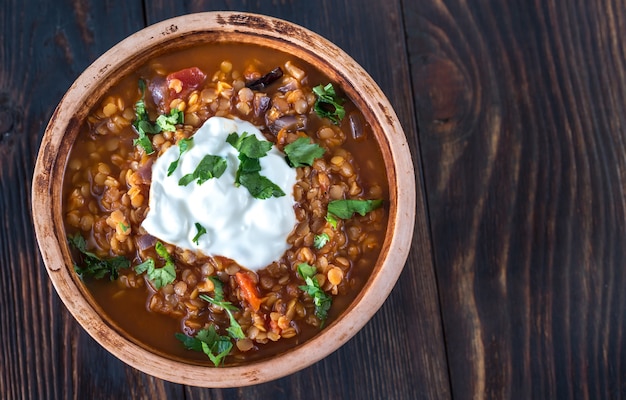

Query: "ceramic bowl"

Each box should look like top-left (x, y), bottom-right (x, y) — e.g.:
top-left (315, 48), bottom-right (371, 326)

top-left (32, 11), bottom-right (415, 387)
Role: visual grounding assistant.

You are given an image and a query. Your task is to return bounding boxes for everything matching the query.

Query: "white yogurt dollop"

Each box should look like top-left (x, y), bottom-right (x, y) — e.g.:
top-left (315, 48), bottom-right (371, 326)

top-left (141, 117), bottom-right (297, 271)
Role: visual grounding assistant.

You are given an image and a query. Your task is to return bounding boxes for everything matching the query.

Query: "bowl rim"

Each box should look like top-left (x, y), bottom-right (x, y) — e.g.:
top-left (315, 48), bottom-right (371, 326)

top-left (31, 11), bottom-right (416, 387)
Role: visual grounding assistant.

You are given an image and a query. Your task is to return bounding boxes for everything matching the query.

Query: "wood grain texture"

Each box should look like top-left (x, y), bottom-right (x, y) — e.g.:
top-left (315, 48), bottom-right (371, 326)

top-left (407, 0), bottom-right (626, 398)
top-left (0, 0), bottom-right (183, 398)
top-left (1, 0), bottom-right (447, 399)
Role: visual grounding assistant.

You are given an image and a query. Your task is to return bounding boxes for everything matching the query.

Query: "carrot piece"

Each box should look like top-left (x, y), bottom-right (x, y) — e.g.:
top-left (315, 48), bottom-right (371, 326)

top-left (235, 272), bottom-right (262, 312)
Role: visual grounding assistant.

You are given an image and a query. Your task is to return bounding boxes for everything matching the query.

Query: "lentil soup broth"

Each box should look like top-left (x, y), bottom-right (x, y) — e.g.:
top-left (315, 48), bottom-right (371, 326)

top-left (62, 42), bottom-right (389, 364)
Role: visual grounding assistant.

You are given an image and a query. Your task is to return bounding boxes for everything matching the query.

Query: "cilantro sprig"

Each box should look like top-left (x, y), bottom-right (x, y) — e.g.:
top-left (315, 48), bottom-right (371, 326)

top-left (327, 199), bottom-right (383, 220)
top-left (175, 326), bottom-right (233, 367)
top-left (175, 276), bottom-right (246, 366)
top-left (178, 154), bottom-right (227, 186)
top-left (325, 213), bottom-right (338, 229)
top-left (156, 108), bottom-right (184, 132)
top-left (200, 294), bottom-right (245, 340)
top-left (134, 241), bottom-right (176, 289)
top-left (238, 173), bottom-right (285, 199)
top-left (284, 137), bottom-right (325, 167)
top-left (313, 83), bottom-right (345, 125)
top-left (132, 80), bottom-right (160, 154)
top-left (132, 79), bottom-right (184, 154)
top-left (192, 222), bottom-right (207, 245)
top-left (227, 131), bottom-right (285, 199)
top-left (167, 137), bottom-right (193, 176)
top-left (208, 276), bottom-right (225, 299)
top-left (297, 263), bottom-right (332, 326)
top-left (226, 131), bottom-right (272, 159)
top-left (313, 233), bottom-right (330, 249)
top-left (69, 234), bottom-right (130, 280)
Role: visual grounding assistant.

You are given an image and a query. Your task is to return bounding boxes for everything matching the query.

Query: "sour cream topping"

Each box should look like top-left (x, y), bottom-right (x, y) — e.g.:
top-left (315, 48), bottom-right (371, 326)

top-left (142, 117), bottom-right (297, 271)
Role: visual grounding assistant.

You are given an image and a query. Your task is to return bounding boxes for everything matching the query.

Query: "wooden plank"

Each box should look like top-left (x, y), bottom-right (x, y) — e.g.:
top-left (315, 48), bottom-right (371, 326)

top-left (143, 1), bottom-right (450, 399)
top-left (0, 1), bottom-right (183, 398)
top-left (405, 0), bottom-right (626, 398)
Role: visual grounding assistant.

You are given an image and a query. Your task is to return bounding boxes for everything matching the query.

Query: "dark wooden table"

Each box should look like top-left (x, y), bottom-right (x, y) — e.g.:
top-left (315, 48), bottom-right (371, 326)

top-left (2, 0), bottom-right (625, 398)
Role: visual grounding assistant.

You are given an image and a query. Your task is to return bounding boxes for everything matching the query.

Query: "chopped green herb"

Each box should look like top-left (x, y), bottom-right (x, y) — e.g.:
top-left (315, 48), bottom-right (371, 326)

top-left (297, 263), bottom-right (332, 326)
top-left (226, 318), bottom-right (246, 340)
top-left (192, 222), bottom-right (207, 245)
top-left (69, 234), bottom-right (130, 280)
top-left (313, 233), bottom-right (330, 249)
top-left (234, 154), bottom-right (261, 186)
top-left (226, 132), bottom-right (272, 158)
top-left (226, 131), bottom-right (285, 199)
top-left (297, 263), bottom-right (317, 278)
top-left (238, 172), bottom-right (285, 199)
top-left (325, 213), bottom-right (338, 229)
top-left (133, 79), bottom-right (185, 154)
top-left (118, 222), bottom-right (129, 233)
top-left (135, 79), bottom-right (147, 116)
top-left (167, 137), bottom-right (194, 176)
top-left (133, 132), bottom-right (154, 154)
top-left (134, 241), bottom-right (177, 289)
top-left (132, 79), bottom-right (158, 154)
top-left (155, 241), bottom-right (174, 263)
top-left (134, 258), bottom-right (154, 274)
top-left (175, 326), bottom-right (233, 367)
top-left (134, 258), bottom-right (176, 289)
top-left (200, 294), bottom-right (245, 340)
top-left (284, 137), bottom-right (325, 167)
top-left (208, 276), bottom-right (225, 300)
top-left (313, 83), bottom-right (345, 125)
top-left (156, 108), bottom-right (184, 132)
top-left (327, 199), bottom-right (383, 219)
top-left (178, 154), bottom-right (227, 186)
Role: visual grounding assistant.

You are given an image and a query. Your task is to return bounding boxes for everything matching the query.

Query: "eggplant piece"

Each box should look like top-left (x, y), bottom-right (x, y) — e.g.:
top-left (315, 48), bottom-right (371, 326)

top-left (253, 93), bottom-right (271, 118)
top-left (348, 111), bottom-right (366, 140)
top-left (268, 115), bottom-right (307, 135)
top-left (246, 67), bottom-right (284, 90)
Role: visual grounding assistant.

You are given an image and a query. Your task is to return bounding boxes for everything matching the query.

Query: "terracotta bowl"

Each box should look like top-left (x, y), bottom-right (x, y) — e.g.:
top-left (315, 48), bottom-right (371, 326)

top-left (32, 12), bottom-right (416, 387)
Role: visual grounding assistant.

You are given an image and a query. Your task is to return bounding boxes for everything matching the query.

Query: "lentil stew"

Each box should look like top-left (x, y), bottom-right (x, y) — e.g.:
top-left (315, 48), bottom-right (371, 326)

top-left (62, 42), bottom-right (389, 365)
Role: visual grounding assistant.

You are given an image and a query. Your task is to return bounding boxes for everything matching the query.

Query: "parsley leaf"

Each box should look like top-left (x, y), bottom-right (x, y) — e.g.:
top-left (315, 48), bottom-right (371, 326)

top-left (226, 132), bottom-right (272, 158)
top-left (132, 79), bottom-right (157, 154)
top-left (167, 137), bottom-right (193, 176)
top-left (179, 155), bottom-right (227, 186)
top-left (200, 294), bottom-right (246, 340)
top-left (238, 172), bottom-right (285, 199)
top-left (284, 137), bottom-right (325, 167)
top-left (135, 79), bottom-right (147, 116)
top-left (192, 222), bottom-right (207, 245)
top-left (132, 79), bottom-right (185, 154)
top-left (134, 258), bottom-right (154, 274)
top-left (313, 233), bottom-right (330, 249)
top-left (155, 241), bottom-right (173, 263)
top-left (156, 108), bottom-right (184, 132)
top-left (69, 234), bottom-right (130, 280)
top-left (175, 326), bottom-right (233, 367)
top-left (134, 258), bottom-right (176, 289)
top-left (226, 131), bottom-right (285, 199)
top-left (327, 199), bottom-right (383, 219)
top-left (297, 263), bottom-right (332, 326)
top-left (325, 213), bottom-right (338, 229)
top-left (134, 241), bottom-right (177, 289)
top-left (297, 263), bottom-right (317, 278)
top-left (234, 154), bottom-right (261, 186)
top-left (313, 83), bottom-right (345, 125)
top-left (209, 276), bottom-right (225, 301)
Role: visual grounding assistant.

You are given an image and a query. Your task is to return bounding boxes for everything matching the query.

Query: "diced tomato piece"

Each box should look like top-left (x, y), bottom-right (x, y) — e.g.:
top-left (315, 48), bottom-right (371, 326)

top-left (166, 67), bottom-right (206, 99)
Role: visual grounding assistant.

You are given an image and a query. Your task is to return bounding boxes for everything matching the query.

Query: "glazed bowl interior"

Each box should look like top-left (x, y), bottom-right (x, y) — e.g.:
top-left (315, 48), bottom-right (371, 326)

top-left (32, 12), bottom-right (416, 387)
